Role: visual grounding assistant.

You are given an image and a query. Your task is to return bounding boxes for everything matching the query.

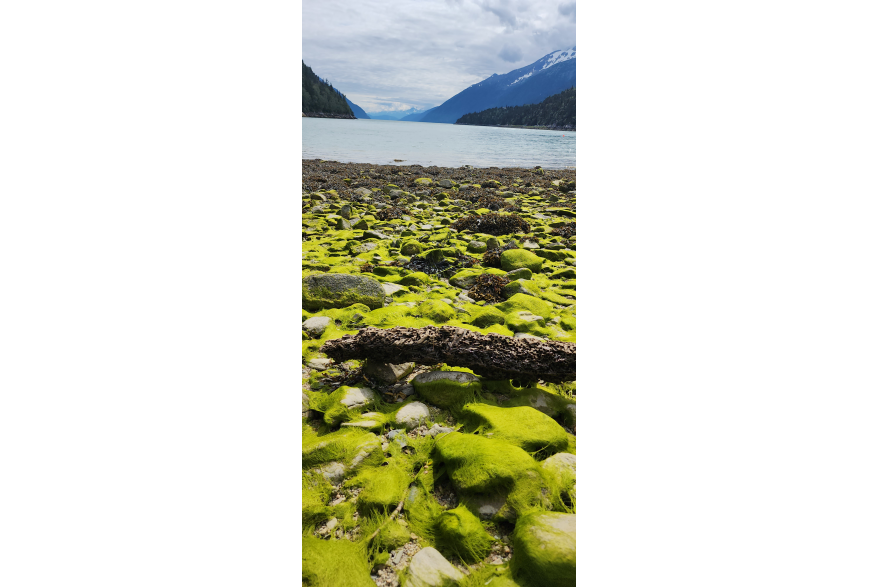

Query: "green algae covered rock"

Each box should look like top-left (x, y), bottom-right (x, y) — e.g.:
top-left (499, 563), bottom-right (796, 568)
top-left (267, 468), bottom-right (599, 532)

top-left (419, 299), bottom-right (455, 323)
top-left (303, 272), bottom-right (385, 311)
top-left (434, 432), bottom-right (547, 520)
top-left (467, 240), bottom-right (488, 253)
top-left (302, 535), bottom-right (373, 587)
top-left (375, 520), bottom-right (410, 551)
top-left (505, 311), bottom-right (552, 336)
top-left (505, 267), bottom-right (533, 280)
top-left (414, 177), bottom-right (433, 185)
top-left (511, 512), bottom-right (576, 587)
top-left (349, 462), bottom-right (410, 515)
top-left (500, 249), bottom-right (543, 273)
top-left (502, 387), bottom-right (576, 425)
top-left (470, 306), bottom-right (505, 328)
top-left (321, 385), bottom-right (377, 426)
top-left (461, 403), bottom-right (568, 455)
top-left (302, 427), bottom-right (382, 472)
top-left (399, 271), bottom-right (430, 286)
top-left (496, 293), bottom-right (555, 318)
top-left (411, 370), bottom-right (481, 408)
top-left (434, 505), bottom-right (494, 563)
top-left (400, 240), bottom-right (423, 256)
top-left (502, 279), bottom-right (539, 299)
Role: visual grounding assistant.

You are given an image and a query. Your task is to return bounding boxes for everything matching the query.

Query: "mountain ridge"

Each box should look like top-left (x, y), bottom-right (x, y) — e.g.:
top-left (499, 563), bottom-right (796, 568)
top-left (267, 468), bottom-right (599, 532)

top-left (403, 48), bottom-right (576, 124)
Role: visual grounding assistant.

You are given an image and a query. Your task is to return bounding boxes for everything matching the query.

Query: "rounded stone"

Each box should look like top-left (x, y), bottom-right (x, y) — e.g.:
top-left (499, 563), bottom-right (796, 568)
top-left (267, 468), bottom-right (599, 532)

top-left (302, 272), bottom-right (385, 311)
top-left (395, 401), bottom-right (431, 429)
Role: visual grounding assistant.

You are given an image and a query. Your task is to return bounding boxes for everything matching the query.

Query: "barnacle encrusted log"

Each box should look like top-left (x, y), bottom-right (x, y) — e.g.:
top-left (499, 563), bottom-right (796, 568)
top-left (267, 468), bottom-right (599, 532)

top-left (321, 326), bottom-right (576, 383)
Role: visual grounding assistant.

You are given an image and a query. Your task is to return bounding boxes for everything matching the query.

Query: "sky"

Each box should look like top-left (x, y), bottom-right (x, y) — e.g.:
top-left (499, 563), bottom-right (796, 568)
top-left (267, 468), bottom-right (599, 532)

top-left (302, 0), bottom-right (576, 113)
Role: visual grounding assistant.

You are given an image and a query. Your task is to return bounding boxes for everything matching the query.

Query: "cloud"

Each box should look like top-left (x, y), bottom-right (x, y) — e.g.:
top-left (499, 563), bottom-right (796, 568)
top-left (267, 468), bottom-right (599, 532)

top-left (558, 1), bottom-right (576, 19)
top-left (477, 0), bottom-right (517, 29)
top-left (303, 0), bottom-right (576, 107)
top-left (498, 44), bottom-right (523, 63)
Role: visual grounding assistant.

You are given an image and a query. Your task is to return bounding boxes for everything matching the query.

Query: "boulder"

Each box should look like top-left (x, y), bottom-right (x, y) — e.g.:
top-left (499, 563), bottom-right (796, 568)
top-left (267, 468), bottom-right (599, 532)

top-left (302, 315), bottom-right (331, 338)
top-left (500, 249), bottom-right (543, 273)
top-left (363, 359), bottom-right (415, 384)
top-left (512, 512), bottom-right (576, 587)
top-left (395, 401), bottom-right (431, 429)
top-left (411, 370), bottom-right (481, 408)
top-left (338, 204), bottom-right (352, 219)
top-left (404, 547), bottom-right (464, 587)
top-left (505, 267), bottom-right (533, 281)
top-left (434, 506), bottom-right (493, 563)
top-left (467, 240), bottom-right (487, 253)
top-left (302, 272), bottom-right (385, 311)
top-left (461, 403), bottom-right (568, 455)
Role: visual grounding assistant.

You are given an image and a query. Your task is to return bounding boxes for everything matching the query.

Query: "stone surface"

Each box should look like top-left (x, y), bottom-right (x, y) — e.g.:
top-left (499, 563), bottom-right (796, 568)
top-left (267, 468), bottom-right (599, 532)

top-left (317, 461), bottom-right (346, 483)
top-left (339, 386), bottom-right (376, 409)
top-left (363, 360), bottom-right (415, 384)
top-left (500, 249), bottom-right (544, 273)
top-left (395, 401), bottom-right (431, 429)
top-left (307, 357), bottom-right (333, 370)
top-left (302, 272), bottom-right (385, 311)
top-left (301, 392), bottom-right (310, 418)
top-left (302, 315), bottom-right (331, 338)
top-left (412, 370), bottom-right (481, 408)
top-left (405, 547), bottom-right (464, 587)
top-left (381, 282), bottom-right (407, 296)
top-left (512, 512), bottom-right (576, 587)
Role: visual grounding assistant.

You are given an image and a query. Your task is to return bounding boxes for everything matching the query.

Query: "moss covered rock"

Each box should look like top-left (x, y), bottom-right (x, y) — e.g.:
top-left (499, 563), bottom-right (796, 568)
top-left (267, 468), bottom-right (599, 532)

top-left (302, 427), bottom-right (382, 472)
top-left (321, 385), bottom-right (377, 426)
top-left (434, 505), bottom-right (494, 563)
top-left (418, 299), bottom-right (455, 323)
top-left (399, 271), bottom-right (430, 286)
top-left (496, 293), bottom-right (555, 318)
top-left (302, 535), bottom-right (373, 587)
top-left (349, 462), bottom-right (409, 515)
top-left (461, 403), bottom-right (568, 455)
top-left (500, 249), bottom-right (543, 273)
top-left (411, 370), bottom-right (481, 408)
top-left (511, 512), bottom-right (576, 587)
top-left (470, 306), bottom-right (506, 327)
top-left (303, 272), bottom-right (385, 311)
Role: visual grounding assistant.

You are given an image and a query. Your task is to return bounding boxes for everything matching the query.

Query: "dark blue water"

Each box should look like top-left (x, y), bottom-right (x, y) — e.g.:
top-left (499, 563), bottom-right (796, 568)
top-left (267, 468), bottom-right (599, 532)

top-left (302, 118), bottom-right (576, 169)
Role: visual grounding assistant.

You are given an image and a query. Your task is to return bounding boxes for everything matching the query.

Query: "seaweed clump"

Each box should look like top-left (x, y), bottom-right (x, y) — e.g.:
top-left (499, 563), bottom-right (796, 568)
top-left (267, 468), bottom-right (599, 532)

top-left (467, 273), bottom-right (510, 303)
top-left (404, 254), bottom-right (456, 277)
top-left (450, 212), bottom-right (530, 236)
top-left (551, 222), bottom-right (576, 239)
top-left (481, 241), bottom-right (519, 268)
top-left (375, 206), bottom-right (410, 221)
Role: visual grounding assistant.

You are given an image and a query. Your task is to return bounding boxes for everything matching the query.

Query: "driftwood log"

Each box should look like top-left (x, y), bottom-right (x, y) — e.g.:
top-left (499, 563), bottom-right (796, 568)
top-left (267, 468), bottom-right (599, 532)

top-left (321, 326), bottom-right (576, 383)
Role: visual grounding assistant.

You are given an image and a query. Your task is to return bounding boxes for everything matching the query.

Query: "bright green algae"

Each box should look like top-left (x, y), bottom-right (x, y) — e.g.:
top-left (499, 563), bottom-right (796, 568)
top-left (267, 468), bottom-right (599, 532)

top-left (302, 162), bottom-right (576, 583)
top-left (302, 535), bottom-right (373, 587)
top-left (460, 403), bottom-right (568, 456)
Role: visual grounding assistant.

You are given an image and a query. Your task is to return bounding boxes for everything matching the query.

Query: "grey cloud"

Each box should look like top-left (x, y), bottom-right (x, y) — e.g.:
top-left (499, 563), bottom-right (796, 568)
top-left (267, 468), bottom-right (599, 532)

top-left (477, 0), bottom-right (517, 29)
top-left (558, 1), bottom-right (576, 19)
top-left (498, 44), bottom-right (522, 63)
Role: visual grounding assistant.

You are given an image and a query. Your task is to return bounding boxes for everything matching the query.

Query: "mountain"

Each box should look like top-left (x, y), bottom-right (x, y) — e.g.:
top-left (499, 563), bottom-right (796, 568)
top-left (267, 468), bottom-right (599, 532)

top-left (456, 87), bottom-right (575, 129)
top-left (400, 107), bottom-right (435, 122)
top-left (365, 107), bottom-right (432, 121)
top-left (345, 98), bottom-right (370, 119)
top-left (414, 48), bottom-right (576, 124)
top-left (302, 61), bottom-right (354, 118)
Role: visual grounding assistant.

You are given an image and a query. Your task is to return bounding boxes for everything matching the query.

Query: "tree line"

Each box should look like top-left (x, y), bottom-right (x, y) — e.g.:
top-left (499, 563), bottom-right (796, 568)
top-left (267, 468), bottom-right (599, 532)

top-left (455, 87), bottom-right (575, 129)
top-left (302, 61), bottom-right (354, 116)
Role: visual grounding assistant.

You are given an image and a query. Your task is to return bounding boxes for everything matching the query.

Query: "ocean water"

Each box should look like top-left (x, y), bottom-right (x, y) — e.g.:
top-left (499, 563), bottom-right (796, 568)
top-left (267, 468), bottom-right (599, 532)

top-left (302, 118), bottom-right (576, 169)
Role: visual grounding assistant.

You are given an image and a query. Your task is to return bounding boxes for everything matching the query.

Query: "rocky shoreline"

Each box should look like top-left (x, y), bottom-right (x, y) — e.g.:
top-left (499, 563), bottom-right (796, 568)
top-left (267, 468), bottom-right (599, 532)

top-left (303, 112), bottom-right (357, 119)
top-left (302, 159), bottom-right (576, 587)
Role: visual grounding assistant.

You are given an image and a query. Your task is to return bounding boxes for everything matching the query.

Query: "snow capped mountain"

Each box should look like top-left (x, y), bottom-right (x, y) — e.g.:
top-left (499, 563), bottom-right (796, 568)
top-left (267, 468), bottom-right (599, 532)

top-left (411, 47), bottom-right (576, 124)
top-left (510, 47), bottom-right (576, 85)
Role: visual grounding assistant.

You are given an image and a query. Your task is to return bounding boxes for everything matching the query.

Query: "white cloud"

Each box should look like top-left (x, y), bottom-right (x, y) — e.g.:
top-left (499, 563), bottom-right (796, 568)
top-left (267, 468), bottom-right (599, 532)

top-left (302, 0), bottom-right (575, 107)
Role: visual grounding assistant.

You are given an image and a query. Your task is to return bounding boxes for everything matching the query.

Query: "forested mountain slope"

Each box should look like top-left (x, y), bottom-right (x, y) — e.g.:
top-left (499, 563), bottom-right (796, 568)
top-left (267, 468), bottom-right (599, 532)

top-left (302, 61), bottom-right (354, 118)
top-left (456, 87), bottom-right (575, 130)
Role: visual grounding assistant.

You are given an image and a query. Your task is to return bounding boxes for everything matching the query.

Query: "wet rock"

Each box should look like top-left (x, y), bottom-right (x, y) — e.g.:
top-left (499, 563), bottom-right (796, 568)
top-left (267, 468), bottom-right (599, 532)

top-left (307, 357), bottom-right (333, 370)
top-left (363, 359), bottom-right (415, 384)
top-left (395, 401), bottom-right (431, 429)
top-left (302, 315), bottom-right (331, 338)
top-left (512, 512), bottom-right (576, 587)
top-left (302, 272), bottom-right (385, 311)
top-left (405, 547), bottom-right (464, 587)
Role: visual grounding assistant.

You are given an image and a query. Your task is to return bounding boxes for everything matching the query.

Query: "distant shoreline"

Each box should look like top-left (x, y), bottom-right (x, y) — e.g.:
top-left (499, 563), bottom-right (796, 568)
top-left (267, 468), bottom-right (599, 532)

top-left (455, 123), bottom-right (574, 132)
top-left (302, 112), bottom-right (356, 119)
